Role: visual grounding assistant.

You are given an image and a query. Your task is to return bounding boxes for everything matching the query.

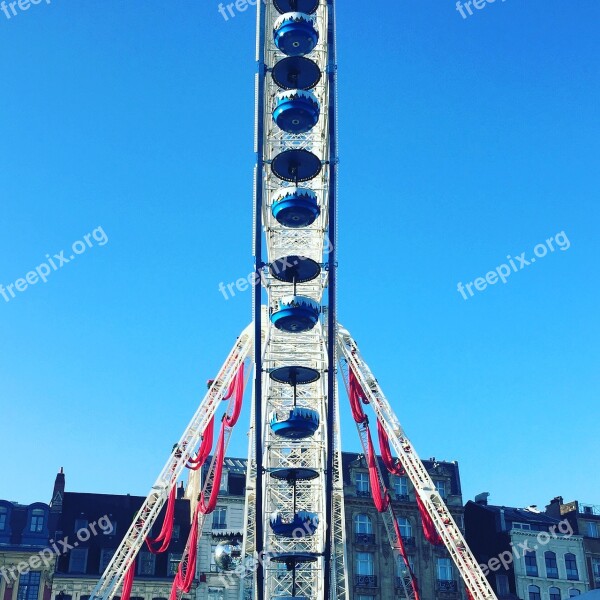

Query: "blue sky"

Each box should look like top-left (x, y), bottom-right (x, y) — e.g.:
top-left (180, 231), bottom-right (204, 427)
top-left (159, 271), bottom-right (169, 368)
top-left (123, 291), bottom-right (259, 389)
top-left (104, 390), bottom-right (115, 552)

top-left (0, 0), bottom-right (598, 512)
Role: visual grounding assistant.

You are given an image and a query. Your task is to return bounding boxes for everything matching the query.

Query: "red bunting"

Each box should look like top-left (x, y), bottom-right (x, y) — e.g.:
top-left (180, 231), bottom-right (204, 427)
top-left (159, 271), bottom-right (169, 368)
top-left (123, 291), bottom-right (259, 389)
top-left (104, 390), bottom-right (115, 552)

top-left (348, 368), bottom-right (368, 424)
top-left (146, 486), bottom-right (176, 554)
top-left (169, 505), bottom-right (201, 599)
top-left (120, 559), bottom-right (135, 600)
top-left (377, 419), bottom-right (406, 476)
top-left (416, 494), bottom-right (444, 546)
top-left (224, 364), bottom-right (244, 427)
top-left (187, 417), bottom-right (215, 471)
top-left (366, 428), bottom-right (390, 512)
top-left (198, 421), bottom-right (226, 515)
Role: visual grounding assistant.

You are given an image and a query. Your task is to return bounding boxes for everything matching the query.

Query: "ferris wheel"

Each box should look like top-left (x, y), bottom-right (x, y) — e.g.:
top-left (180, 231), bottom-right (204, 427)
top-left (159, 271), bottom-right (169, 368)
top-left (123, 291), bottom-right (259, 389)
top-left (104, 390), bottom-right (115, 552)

top-left (88, 2), bottom-right (499, 600)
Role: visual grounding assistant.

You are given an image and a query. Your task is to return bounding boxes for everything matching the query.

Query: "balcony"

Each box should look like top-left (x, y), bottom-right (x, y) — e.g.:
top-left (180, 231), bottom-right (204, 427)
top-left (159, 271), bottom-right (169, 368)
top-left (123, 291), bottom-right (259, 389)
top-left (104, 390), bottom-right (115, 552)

top-left (356, 490), bottom-right (371, 498)
top-left (402, 537), bottom-right (416, 547)
top-left (354, 533), bottom-right (376, 545)
top-left (355, 575), bottom-right (377, 588)
top-left (438, 580), bottom-right (458, 593)
top-left (396, 494), bottom-right (410, 502)
top-left (212, 523), bottom-right (228, 530)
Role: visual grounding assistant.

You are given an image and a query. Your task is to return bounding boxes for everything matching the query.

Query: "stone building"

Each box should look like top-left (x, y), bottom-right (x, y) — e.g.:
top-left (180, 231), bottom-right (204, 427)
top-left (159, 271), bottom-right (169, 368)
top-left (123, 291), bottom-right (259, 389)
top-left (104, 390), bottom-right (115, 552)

top-left (546, 498), bottom-right (600, 591)
top-left (465, 494), bottom-right (588, 600)
top-left (342, 453), bottom-right (467, 600)
top-left (0, 495), bottom-right (57, 600)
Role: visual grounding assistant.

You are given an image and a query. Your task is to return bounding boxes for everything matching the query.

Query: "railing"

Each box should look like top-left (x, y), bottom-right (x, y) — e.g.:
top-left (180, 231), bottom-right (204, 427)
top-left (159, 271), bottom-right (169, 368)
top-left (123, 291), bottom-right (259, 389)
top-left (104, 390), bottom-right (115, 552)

top-left (356, 489), bottom-right (371, 497)
top-left (355, 575), bottom-right (377, 587)
top-left (438, 580), bottom-right (458, 593)
top-left (396, 493), bottom-right (410, 502)
top-left (212, 522), bottom-right (228, 530)
top-left (579, 504), bottom-right (600, 516)
top-left (402, 536), bottom-right (416, 547)
top-left (355, 533), bottom-right (376, 545)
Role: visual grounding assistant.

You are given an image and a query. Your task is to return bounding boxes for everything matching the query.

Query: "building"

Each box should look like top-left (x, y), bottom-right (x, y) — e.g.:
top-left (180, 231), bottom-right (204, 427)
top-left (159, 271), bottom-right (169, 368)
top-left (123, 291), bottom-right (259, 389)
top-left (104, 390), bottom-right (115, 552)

top-left (0, 495), bottom-right (57, 600)
top-left (50, 470), bottom-right (195, 600)
top-left (465, 494), bottom-right (589, 600)
top-left (342, 453), bottom-right (467, 600)
top-left (546, 498), bottom-right (600, 591)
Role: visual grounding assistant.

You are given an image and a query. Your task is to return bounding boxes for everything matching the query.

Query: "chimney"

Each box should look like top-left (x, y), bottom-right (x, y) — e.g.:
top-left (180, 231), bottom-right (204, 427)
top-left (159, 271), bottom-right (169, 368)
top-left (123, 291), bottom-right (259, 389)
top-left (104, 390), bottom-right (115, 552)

top-left (475, 492), bottom-right (490, 506)
top-left (177, 481), bottom-right (185, 500)
top-left (50, 467), bottom-right (65, 513)
top-left (545, 496), bottom-right (564, 518)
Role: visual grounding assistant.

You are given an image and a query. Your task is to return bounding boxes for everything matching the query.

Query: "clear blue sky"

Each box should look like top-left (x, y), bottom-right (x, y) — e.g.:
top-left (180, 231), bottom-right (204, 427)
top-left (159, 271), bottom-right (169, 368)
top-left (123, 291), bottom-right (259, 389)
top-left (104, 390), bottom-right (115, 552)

top-left (1, 0), bottom-right (598, 512)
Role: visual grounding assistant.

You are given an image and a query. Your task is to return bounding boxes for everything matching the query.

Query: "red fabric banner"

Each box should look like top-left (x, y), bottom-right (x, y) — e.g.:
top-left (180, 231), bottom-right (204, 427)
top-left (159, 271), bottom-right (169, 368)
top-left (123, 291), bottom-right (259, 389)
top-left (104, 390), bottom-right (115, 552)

top-left (146, 485), bottom-right (176, 554)
top-left (348, 368), bottom-right (368, 424)
top-left (198, 421), bottom-right (226, 515)
top-left (377, 419), bottom-right (406, 476)
top-left (169, 504), bottom-right (201, 599)
top-left (187, 417), bottom-right (215, 471)
top-left (225, 364), bottom-right (244, 427)
top-left (121, 559), bottom-right (135, 600)
top-left (366, 428), bottom-right (390, 512)
top-left (416, 494), bottom-right (444, 546)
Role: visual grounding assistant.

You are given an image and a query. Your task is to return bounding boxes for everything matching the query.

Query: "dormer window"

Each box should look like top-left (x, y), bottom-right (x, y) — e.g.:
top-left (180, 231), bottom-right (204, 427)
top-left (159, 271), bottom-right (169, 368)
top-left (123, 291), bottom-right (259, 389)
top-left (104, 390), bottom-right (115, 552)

top-left (30, 508), bottom-right (45, 532)
top-left (0, 506), bottom-right (7, 531)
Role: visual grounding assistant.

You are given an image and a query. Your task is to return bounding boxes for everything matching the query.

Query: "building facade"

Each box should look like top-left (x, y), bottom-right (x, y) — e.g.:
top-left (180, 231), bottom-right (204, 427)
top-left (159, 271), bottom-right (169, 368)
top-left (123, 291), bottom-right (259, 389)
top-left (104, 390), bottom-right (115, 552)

top-left (0, 497), bottom-right (56, 600)
top-left (49, 470), bottom-right (195, 600)
top-left (342, 453), bottom-right (467, 600)
top-left (546, 498), bottom-right (600, 591)
top-left (465, 495), bottom-right (589, 600)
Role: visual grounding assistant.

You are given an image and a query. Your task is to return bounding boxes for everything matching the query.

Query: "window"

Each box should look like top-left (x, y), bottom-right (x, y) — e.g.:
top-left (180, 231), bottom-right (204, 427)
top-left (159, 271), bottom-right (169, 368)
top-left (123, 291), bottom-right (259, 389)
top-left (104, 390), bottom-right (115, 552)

top-left (17, 572), bottom-right (40, 600)
top-left (437, 557), bottom-right (453, 581)
top-left (212, 507), bottom-right (227, 530)
top-left (99, 549), bottom-right (115, 572)
top-left (397, 517), bottom-right (412, 539)
top-left (549, 587), bottom-right (561, 600)
top-left (69, 549), bottom-right (88, 573)
top-left (210, 544), bottom-right (219, 572)
top-left (586, 522), bottom-right (600, 538)
top-left (138, 551), bottom-right (156, 576)
top-left (528, 585), bottom-right (541, 600)
top-left (74, 518), bottom-right (88, 533)
top-left (513, 522), bottom-right (532, 530)
top-left (592, 558), bottom-right (600, 581)
top-left (435, 480), bottom-right (448, 499)
top-left (168, 553), bottom-right (182, 576)
top-left (394, 476), bottom-right (408, 498)
top-left (569, 590), bottom-right (581, 597)
top-left (357, 596), bottom-right (375, 600)
top-left (208, 589), bottom-right (224, 600)
top-left (30, 509), bottom-right (45, 532)
top-left (356, 473), bottom-right (370, 495)
top-left (546, 551), bottom-right (559, 578)
top-left (354, 514), bottom-right (373, 534)
top-left (525, 550), bottom-right (538, 577)
top-left (496, 574), bottom-right (509, 596)
top-left (0, 506), bottom-right (7, 531)
top-left (219, 471), bottom-right (228, 492)
top-left (356, 552), bottom-right (374, 576)
top-left (172, 524), bottom-right (180, 540)
top-left (565, 553), bottom-right (579, 580)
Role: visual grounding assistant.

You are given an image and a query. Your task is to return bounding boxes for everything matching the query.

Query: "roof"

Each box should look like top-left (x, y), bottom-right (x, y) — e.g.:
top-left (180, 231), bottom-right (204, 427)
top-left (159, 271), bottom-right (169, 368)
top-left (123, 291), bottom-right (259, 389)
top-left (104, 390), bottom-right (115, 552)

top-left (472, 502), bottom-right (563, 526)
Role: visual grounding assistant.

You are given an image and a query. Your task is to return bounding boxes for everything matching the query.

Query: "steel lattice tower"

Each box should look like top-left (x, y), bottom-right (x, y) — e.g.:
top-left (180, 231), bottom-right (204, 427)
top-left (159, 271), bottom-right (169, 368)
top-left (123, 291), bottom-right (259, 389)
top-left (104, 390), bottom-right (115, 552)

top-left (89, 3), bottom-right (499, 600)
